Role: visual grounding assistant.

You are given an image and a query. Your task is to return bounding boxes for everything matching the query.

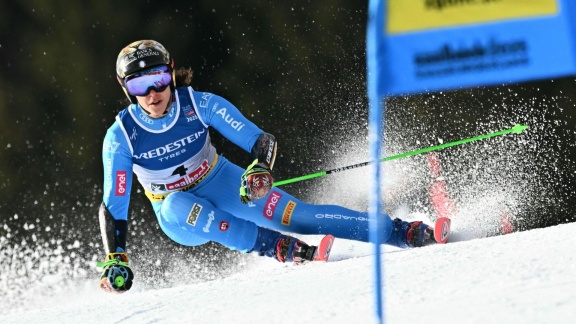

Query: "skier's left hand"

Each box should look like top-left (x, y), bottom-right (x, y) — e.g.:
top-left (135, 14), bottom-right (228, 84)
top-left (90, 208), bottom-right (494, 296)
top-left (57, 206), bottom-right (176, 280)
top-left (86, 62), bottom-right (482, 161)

top-left (240, 159), bottom-right (273, 203)
top-left (97, 252), bottom-right (134, 294)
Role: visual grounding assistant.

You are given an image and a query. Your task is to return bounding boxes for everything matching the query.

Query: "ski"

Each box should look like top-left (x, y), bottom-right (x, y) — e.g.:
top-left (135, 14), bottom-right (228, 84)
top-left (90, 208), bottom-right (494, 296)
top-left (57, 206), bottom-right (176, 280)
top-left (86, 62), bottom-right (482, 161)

top-left (433, 217), bottom-right (451, 244)
top-left (427, 153), bottom-right (452, 245)
top-left (427, 152), bottom-right (457, 220)
top-left (313, 234), bottom-right (335, 262)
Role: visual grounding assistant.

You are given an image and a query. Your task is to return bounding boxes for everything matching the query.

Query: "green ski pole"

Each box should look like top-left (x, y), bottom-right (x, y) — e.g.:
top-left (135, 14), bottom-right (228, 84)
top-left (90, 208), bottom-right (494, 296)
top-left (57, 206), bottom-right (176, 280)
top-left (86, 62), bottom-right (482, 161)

top-left (274, 124), bottom-right (528, 187)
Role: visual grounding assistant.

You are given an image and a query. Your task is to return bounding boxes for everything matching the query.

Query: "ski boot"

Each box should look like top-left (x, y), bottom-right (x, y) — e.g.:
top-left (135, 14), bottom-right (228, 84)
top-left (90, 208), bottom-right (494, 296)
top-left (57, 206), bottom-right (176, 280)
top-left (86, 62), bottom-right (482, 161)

top-left (254, 228), bottom-right (334, 264)
top-left (275, 237), bottom-right (315, 264)
top-left (406, 221), bottom-right (435, 247)
top-left (388, 218), bottom-right (435, 248)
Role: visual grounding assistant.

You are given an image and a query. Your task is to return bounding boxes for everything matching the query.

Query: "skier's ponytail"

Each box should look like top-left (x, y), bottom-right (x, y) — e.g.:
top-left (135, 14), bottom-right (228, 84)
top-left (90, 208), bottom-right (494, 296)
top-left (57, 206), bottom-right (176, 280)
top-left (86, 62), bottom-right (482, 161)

top-left (174, 67), bottom-right (194, 87)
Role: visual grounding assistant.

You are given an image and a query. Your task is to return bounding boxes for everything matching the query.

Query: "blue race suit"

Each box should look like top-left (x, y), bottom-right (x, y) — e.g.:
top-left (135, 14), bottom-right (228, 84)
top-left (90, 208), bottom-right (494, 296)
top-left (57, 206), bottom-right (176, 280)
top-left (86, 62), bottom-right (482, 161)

top-left (102, 87), bottom-right (395, 253)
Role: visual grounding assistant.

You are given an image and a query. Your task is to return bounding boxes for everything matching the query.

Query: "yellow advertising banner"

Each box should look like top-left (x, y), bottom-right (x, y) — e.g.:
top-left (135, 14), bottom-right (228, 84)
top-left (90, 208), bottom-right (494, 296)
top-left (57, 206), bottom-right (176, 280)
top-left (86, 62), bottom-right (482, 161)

top-left (387, 0), bottom-right (558, 34)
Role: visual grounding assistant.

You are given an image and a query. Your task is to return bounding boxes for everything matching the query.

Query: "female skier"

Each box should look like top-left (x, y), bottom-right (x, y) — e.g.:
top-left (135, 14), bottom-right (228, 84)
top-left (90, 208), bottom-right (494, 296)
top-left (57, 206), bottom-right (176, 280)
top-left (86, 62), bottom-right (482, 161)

top-left (97, 40), bottom-right (434, 293)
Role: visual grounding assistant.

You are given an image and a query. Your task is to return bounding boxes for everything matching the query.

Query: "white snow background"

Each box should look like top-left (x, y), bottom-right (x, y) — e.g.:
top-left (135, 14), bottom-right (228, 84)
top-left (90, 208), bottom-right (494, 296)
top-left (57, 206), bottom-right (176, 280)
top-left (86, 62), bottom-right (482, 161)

top-left (0, 220), bottom-right (574, 324)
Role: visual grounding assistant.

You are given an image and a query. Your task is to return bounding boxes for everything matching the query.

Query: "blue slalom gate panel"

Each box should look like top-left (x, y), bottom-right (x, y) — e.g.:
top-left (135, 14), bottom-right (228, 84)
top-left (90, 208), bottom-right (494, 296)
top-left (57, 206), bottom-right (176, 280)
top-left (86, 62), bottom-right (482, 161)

top-left (370, 0), bottom-right (576, 96)
top-left (366, 1), bottom-right (576, 323)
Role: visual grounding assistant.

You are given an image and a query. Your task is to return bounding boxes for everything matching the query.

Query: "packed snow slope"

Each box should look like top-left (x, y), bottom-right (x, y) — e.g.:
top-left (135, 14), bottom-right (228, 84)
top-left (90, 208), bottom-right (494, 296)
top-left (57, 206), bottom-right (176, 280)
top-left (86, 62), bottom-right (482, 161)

top-left (1, 221), bottom-right (574, 324)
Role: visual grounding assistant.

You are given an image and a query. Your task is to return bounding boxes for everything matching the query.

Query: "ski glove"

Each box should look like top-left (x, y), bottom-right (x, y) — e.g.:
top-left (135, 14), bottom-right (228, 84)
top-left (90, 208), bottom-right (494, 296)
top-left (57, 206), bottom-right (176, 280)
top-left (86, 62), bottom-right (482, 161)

top-left (240, 159), bottom-right (273, 203)
top-left (97, 252), bottom-right (134, 294)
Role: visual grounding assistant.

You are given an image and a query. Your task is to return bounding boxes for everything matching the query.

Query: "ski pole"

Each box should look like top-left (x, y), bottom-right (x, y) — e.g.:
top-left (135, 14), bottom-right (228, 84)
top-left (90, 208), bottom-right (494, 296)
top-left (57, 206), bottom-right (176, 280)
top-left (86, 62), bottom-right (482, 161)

top-left (274, 124), bottom-right (528, 187)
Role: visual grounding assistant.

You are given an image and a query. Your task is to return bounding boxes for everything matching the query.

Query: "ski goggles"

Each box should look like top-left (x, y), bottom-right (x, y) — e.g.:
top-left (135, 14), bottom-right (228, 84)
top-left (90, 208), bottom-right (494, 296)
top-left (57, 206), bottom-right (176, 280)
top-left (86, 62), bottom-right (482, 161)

top-left (124, 65), bottom-right (172, 96)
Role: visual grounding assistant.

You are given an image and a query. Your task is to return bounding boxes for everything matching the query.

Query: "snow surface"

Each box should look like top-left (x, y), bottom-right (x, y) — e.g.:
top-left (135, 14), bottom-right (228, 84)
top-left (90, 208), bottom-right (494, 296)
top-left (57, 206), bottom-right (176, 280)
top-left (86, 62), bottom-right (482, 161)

top-left (1, 221), bottom-right (575, 324)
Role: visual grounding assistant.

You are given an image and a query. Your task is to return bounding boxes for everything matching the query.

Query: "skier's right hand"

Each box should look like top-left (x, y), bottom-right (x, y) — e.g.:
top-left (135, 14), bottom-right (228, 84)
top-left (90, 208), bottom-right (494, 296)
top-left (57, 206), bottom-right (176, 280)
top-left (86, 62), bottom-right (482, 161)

top-left (96, 252), bottom-right (134, 294)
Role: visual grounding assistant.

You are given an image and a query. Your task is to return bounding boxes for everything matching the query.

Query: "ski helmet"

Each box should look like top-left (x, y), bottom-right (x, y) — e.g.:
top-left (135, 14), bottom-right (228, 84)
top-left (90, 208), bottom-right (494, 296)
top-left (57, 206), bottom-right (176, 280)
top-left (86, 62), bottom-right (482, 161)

top-left (116, 40), bottom-right (175, 104)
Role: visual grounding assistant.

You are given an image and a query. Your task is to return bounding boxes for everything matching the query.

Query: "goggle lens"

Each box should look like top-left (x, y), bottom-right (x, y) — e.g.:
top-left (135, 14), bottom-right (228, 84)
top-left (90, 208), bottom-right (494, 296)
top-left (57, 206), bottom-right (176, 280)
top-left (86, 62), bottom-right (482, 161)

top-left (125, 65), bottom-right (172, 96)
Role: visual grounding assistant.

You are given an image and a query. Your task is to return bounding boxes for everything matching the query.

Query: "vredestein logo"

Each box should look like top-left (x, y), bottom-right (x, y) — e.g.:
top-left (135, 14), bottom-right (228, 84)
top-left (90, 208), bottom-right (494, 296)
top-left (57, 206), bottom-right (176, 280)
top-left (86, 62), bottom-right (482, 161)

top-left (133, 130), bottom-right (205, 160)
